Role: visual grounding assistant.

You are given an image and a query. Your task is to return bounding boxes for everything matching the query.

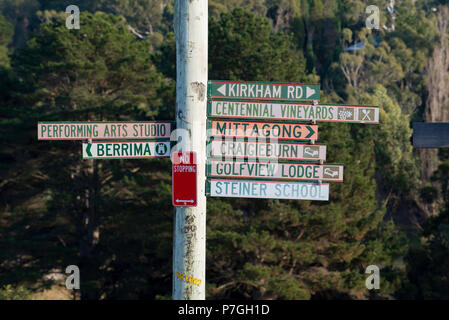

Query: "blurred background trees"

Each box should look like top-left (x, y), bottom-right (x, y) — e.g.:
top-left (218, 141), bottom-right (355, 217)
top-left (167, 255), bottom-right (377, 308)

top-left (1, 0), bottom-right (449, 299)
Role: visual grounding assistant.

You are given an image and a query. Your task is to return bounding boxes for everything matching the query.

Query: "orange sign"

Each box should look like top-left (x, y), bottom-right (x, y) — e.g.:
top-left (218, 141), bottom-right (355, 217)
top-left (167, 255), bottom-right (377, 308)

top-left (208, 120), bottom-right (318, 141)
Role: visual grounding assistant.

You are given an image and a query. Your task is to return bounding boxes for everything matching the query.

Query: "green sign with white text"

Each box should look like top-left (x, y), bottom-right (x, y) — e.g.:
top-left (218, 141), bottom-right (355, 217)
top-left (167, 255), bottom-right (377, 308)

top-left (82, 141), bottom-right (170, 159)
top-left (208, 80), bottom-right (320, 102)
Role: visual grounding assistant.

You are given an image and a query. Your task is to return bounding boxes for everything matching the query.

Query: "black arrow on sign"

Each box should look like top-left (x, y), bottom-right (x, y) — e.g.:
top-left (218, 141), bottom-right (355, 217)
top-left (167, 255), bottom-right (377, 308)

top-left (305, 126), bottom-right (315, 139)
top-left (86, 143), bottom-right (93, 157)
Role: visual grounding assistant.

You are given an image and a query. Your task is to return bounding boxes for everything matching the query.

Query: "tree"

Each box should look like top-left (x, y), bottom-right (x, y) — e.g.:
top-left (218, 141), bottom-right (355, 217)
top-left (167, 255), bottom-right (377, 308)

top-left (0, 12), bottom-right (173, 299)
top-left (0, 285), bottom-right (33, 300)
top-left (209, 0), bottom-right (267, 18)
top-left (420, 7), bottom-right (449, 195)
top-left (398, 159), bottom-right (449, 299)
top-left (205, 9), bottom-right (406, 300)
top-left (209, 8), bottom-right (317, 83)
top-left (0, 0), bottom-right (41, 47)
top-left (361, 85), bottom-right (419, 213)
top-left (0, 12), bottom-right (13, 66)
top-left (98, 0), bottom-right (171, 46)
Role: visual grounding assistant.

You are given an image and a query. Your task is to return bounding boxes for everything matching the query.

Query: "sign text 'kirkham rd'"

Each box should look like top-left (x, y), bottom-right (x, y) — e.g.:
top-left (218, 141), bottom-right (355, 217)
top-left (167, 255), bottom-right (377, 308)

top-left (208, 80), bottom-right (320, 102)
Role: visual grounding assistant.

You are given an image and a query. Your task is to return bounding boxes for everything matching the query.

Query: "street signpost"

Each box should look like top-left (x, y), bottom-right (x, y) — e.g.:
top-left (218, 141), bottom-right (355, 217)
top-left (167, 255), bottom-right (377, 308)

top-left (208, 80), bottom-right (320, 102)
top-left (207, 160), bottom-right (344, 182)
top-left (206, 179), bottom-right (329, 201)
top-left (38, 121), bottom-right (173, 140)
top-left (207, 101), bottom-right (379, 123)
top-left (172, 152), bottom-right (198, 207)
top-left (34, 68), bottom-right (379, 301)
top-left (208, 120), bottom-right (318, 141)
top-left (412, 122), bottom-right (449, 148)
top-left (82, 141), bottom-right (170, 159)
top-left (208, 140), bottom-right (326, 161)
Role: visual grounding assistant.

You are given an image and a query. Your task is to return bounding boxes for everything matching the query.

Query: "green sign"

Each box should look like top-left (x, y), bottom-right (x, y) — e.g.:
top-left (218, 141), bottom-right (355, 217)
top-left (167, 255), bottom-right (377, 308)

top-left (208, 80), bottom-right (320, 102)
top-left (82, 141), bottom-right (170, 159)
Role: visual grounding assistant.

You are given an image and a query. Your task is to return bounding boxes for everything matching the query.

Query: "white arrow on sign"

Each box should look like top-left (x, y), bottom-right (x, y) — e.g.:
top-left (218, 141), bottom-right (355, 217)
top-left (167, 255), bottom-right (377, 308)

top-left (306, 87), bottom-right (315, 98)
top-left (176, 199), bottom-right (195, 203)
top-left (217, 84), bottom-right (226, 96)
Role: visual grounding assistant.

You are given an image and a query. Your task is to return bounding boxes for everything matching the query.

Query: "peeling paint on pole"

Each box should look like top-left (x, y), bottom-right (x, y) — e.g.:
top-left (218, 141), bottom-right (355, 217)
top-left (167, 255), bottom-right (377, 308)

top-left (191, 82), bottom-right (206, 101)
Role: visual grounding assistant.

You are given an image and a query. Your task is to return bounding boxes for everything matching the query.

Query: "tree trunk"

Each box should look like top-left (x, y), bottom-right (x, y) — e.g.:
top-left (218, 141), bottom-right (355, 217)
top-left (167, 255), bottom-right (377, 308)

top-left (79, 158), bottom-right (100, 300)
top-left (419, 7), bottom-right (449, 217)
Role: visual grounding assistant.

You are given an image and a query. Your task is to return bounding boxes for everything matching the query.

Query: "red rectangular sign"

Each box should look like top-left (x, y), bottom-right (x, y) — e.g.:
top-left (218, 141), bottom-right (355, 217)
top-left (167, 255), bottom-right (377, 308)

top-left (172, 152), bottom-right (197, 207)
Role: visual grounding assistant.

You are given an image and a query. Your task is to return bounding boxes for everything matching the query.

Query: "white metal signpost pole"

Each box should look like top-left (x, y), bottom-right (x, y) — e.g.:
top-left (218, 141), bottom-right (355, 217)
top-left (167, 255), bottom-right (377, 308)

top-left (173, 0), bottom-right (208, 300)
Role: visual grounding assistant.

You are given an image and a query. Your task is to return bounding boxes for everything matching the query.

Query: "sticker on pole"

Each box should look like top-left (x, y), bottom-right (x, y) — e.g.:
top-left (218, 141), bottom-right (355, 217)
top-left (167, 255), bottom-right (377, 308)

top-left (172, 152), bottom-right (197, 207)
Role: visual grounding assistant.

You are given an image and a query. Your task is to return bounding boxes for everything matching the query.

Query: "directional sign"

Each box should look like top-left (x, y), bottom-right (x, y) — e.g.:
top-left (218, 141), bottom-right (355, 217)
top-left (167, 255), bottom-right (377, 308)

top-left (207, 101), bottom-right (379, 124)
top-left (208, 140), bottom-right (326, 161)
top-left (172, 152), bottom-right (197, 207)
top-left (412, 122), bottom-right (449, 148)
top-left (207, 160), bottom-right (344, 182)
top-left (206, 179), bottom-right (329, 201)
top-left (208, 120), bottom-right (318, 141)
top-left (38, 122), bottom-right (173, 140)
top-left (208, 80), bottom-right (320, 102)
top-left (82, 141), bottom-right (170, 159)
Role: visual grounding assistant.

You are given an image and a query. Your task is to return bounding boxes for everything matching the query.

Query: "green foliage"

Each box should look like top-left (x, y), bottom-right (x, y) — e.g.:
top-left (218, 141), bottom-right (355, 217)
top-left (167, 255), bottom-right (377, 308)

top-left (0, 12), bottom-right (13, 46)
top-left (0, 11), bottom-right (172, 299)
top-left (0, 11), bottom-right (13, 66)
top-left (0, 0), bottom-right (41, 47)
top-left (99, 0), bottom-right (169, 36)
top-left (204, 8), bottom-right (406, 300)
top-left (13, 12), bottom-right (166, 115)
top-left (365, 85), bottom-right (418, 194)
top-left (209, 8), bottom-right (316, 83)
top-left (420, 185), bottom-right (439, 204)
top-left (209, 0), bottom-right (267, 18)
top-left (432, 162), bottom-right (449, 201)
top-left (0, 285), bottom-right (33, 300)
top-left (1, 0), bottom-right (447, 300)
top-left (399, 210), bottom-right (449, 299)
top-left (399, 153), bottom-right (449, 299)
